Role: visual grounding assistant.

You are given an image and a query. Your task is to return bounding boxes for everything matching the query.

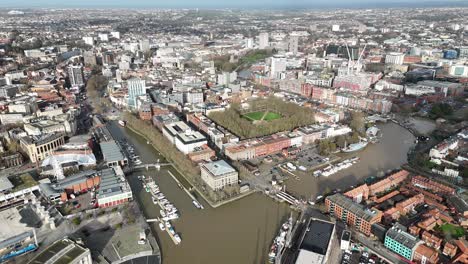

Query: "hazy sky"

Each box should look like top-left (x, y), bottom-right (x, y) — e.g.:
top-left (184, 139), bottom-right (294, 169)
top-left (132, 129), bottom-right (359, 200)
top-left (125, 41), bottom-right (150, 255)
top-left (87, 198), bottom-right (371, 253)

top-left (0, 0), bottom-right (466, 8)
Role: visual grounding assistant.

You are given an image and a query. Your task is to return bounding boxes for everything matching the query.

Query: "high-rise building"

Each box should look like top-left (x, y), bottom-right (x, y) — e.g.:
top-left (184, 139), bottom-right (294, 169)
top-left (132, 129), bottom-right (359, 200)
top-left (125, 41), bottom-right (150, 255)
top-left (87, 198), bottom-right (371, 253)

top-left (139, 39), bottom-right (150, 52)
top-left (127, 78), bottom-right (146, 109)
top-left (102, 51), bottom-right (115, 65)
top-left (68, 65), bottom-right (84, 87)
top-left (259, 32), bottom-right (269, 49)
top-left (288, 35), bottom-right (299, 54)
top-left (270, 56), bottom-right (286, 78)
top-left (245, 38), bottom-right (254, 49)
top-left (385, 52), bottom-right (405, 65)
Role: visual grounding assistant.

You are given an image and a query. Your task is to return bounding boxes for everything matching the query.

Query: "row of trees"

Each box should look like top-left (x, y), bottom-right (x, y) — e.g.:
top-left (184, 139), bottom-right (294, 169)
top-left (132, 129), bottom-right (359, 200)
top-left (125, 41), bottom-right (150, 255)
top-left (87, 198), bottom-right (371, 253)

top-left (209, 97), bottom-right (315, 139)
top-left (317, 131), bottom-right (360, 156)
top-left (123, 112), bottom-right (200, 179)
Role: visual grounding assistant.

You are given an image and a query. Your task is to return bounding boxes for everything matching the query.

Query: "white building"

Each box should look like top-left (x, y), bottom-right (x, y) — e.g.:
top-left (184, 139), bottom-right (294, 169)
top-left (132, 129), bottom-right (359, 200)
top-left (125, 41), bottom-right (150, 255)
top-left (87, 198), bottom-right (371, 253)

top-left (98, 33), bottom-right (109, 42)
top-left (29, 238), bottom-right (92, 264)
top-left (82, 36), bottom-right (94, 46)
top-left (288, 35), bottom-right (299, 54)
top-left (270, 56), bottom-right (286, 78)
top-left (259, 32), bottom-right (269, 49)
top-left (163, 121), bottom-right (207, 154)
top-left (245, 38), bottom-right (254, 49)
top-left (110, 31), bottom-right (121, 39)
top-left (97, 167), bottom-right (133, 208)
top-left (385, 52), bottom-right (405, 65)
top-left (449, 65), bottom-right (468, 77)
top-left (200, 160), bottom-right (238, 191)
top-left (332, 25), bottom-right (340, 32)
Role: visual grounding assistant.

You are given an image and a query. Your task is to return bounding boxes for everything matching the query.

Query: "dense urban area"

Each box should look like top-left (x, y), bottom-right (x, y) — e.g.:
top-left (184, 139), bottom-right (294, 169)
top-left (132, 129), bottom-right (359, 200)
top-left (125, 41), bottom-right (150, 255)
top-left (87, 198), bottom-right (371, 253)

top-left (0, 5), bottom-right (467, 264)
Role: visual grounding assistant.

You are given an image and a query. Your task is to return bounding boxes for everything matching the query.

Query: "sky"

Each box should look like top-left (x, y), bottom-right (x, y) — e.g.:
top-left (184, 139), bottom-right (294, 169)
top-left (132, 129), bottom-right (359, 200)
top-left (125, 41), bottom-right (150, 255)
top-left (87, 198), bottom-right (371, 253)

top-left (0, 0), bottom-right (466, 9)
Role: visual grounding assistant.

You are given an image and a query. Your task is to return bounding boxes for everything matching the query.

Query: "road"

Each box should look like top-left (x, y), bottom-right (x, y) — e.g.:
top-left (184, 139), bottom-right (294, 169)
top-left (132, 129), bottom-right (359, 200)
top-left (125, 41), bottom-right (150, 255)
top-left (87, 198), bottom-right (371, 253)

top-left (353, 231), bottom-right (407, 264)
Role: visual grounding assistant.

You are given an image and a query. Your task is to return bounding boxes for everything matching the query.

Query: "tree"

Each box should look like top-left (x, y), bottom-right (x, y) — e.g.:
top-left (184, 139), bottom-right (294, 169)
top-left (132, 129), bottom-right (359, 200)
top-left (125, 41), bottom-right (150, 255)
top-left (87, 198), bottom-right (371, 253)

top-left (350, 111), bottom-right (365, 135)
top-left (429, 103), bottom-right (453, 119)
top-left (336, 135), bottom-right (346, 148)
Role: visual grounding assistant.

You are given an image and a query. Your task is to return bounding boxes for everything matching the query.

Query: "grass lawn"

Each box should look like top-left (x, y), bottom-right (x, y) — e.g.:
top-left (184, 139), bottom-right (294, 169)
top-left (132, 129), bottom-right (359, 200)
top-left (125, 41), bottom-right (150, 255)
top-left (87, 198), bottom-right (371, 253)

top-left (243, 111), bottom-right (281, 121)
top-left (441, 223), bottom-right (466, 238)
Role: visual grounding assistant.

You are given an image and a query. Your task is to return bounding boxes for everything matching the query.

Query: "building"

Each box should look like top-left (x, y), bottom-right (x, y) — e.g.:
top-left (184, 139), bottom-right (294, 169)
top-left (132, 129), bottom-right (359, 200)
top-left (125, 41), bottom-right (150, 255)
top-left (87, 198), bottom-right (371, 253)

top-left (270, 56), bottom-right (286, 78)
top-left (139, 39), bottom-right (150, 52)
top-left (67, 65), bottom-right (84, 87)
top-left (96, 167), bottom-right (132, 208)
top-left (127, 78), bottom-right (146, 109)
top-left (99, 140), bottom-right (128, 167)
top-left (288, 35), bottom-right (299, 54)
top-left (83, 51), bottom-right (96, 66)
top-left (385, 52), bottom-right (405, 65)
top-left (39, 170), bottom-right (100, 202)
top-left (295, 219), bottom-right (336, 264)
top-left (384, 223), bottom-right (422, 261)
top-left (325, 193), bottom-right (382, 236)
top-left (0, 85), bottom-right (18, 98)
top-left (28, 238), bottom-right (91, 264)
top-left (200, 160), bottom-right (238, 191)
top-left (20, 133), bottom-right (65, 163)
top-left (259, 32), bottom-right (269, 49)
top-left (368, 170), bottom-right (409, 196)
top-left (163, 121), bottom-right (207, 154)
top-left (413, 244), bottom-right (439, 264)
top-left (411, 175), bottom-right (455, 195)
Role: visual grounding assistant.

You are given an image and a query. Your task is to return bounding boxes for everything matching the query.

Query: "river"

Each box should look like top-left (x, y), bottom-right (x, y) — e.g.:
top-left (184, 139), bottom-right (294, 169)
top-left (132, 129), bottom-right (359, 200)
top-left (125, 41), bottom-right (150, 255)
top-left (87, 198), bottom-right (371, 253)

top-left (285, 122), bottom-right (416, 200)
top-left (107, 120), bottom-right (415, 264)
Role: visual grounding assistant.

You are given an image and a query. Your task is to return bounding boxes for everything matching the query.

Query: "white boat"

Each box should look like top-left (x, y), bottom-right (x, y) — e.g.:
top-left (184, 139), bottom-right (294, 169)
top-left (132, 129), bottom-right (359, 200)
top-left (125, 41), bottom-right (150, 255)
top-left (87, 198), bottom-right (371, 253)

top-left (165, 221), bottom-right (171, 228)
top-left (160, 210), bottom-right (166, 218)
top-left (152, 197), bottom-right (158, 204)
top-left (118, 120), bottom-right (126, 127)
top-left (174, 234), bottom-right (181, 243)
top-left (159, 222), bottom-right (165, 231)
top-left (342, 141), bottom-right (368, 153)
top-left (192, 200), bottom-right (202, 209)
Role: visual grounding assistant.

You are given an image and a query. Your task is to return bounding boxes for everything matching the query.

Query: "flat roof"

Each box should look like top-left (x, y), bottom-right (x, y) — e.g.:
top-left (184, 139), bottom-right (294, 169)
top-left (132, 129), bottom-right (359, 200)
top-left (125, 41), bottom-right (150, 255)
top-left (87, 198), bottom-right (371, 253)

top-left (0, 176), bottom-right (14, 192)
top-left (300, 219), bottom-right (334, 255)
top-left (29, 238), bottom-right (88, 264)
top-left (202, 160), bottom-right (236, 177)
top-left (0, 208), bottom-right (33, 242)
top-left (100, 141), bottom-right (125, 162)
top-left (295, 249), bottom-right (324, 264)
top-left (386, 223), bottom-right (420, 249)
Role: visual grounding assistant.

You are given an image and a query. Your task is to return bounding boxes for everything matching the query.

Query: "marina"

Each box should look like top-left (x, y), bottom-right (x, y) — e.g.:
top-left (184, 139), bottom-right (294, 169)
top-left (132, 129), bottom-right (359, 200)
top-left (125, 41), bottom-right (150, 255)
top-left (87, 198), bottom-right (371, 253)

top-left (108, 120), bottom-right (415, 264)
top-left (313, 156), bottom-right (360, 177)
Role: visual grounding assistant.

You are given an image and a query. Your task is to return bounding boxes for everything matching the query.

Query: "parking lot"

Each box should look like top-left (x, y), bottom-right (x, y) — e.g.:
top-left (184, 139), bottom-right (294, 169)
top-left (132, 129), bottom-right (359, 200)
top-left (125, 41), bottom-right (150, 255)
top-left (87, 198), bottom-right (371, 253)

top-left (341, 242), bottom-right (390, 264)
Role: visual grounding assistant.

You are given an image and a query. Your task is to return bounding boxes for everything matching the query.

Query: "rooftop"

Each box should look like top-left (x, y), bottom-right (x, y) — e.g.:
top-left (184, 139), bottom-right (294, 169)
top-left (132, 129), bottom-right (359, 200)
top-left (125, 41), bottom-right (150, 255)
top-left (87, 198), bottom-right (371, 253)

top-left (386, 223), bottom-right (420, 249)
top-left (100, 140), bottom-right (126, 163)
top-left (201, 160), bottom-right (237, 177)
top-left (327, 193), bottom-right (380, 222)
top-left (28, 238), bottom-right (88, 264)
top-left (300, 219), bottom-right (334, 255)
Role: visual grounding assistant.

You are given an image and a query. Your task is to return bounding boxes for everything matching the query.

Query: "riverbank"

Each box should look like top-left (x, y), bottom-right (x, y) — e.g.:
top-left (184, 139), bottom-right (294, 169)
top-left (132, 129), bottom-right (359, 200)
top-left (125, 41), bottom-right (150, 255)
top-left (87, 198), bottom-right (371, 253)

top-left (125, 121), bottom-right (255, 208)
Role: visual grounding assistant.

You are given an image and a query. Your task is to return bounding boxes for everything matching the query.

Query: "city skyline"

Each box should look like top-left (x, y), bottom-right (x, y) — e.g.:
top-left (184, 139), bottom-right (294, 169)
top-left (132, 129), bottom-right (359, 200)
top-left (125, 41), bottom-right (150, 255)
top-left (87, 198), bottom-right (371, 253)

top-left (1, 0), bottom-right (467, 8)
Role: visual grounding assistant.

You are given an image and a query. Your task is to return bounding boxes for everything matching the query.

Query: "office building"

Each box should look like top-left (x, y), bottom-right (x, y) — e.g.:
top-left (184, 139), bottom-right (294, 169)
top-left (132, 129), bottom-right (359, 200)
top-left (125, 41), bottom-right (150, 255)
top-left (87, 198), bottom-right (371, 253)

top-left (67, 65), bottom-right (84, 87)
top-left (259, 32), bottom-right (269, 49)
top-left (384, 223), bottom-right (422, 261)
top-left (127, 78), bottom-right (146, 109)
top-left (83, 51), bottom-right (96, 66)
top-left (200, 160), bottom-right (238, 191)
top-left (325, 193), bottom-right (382, 236)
